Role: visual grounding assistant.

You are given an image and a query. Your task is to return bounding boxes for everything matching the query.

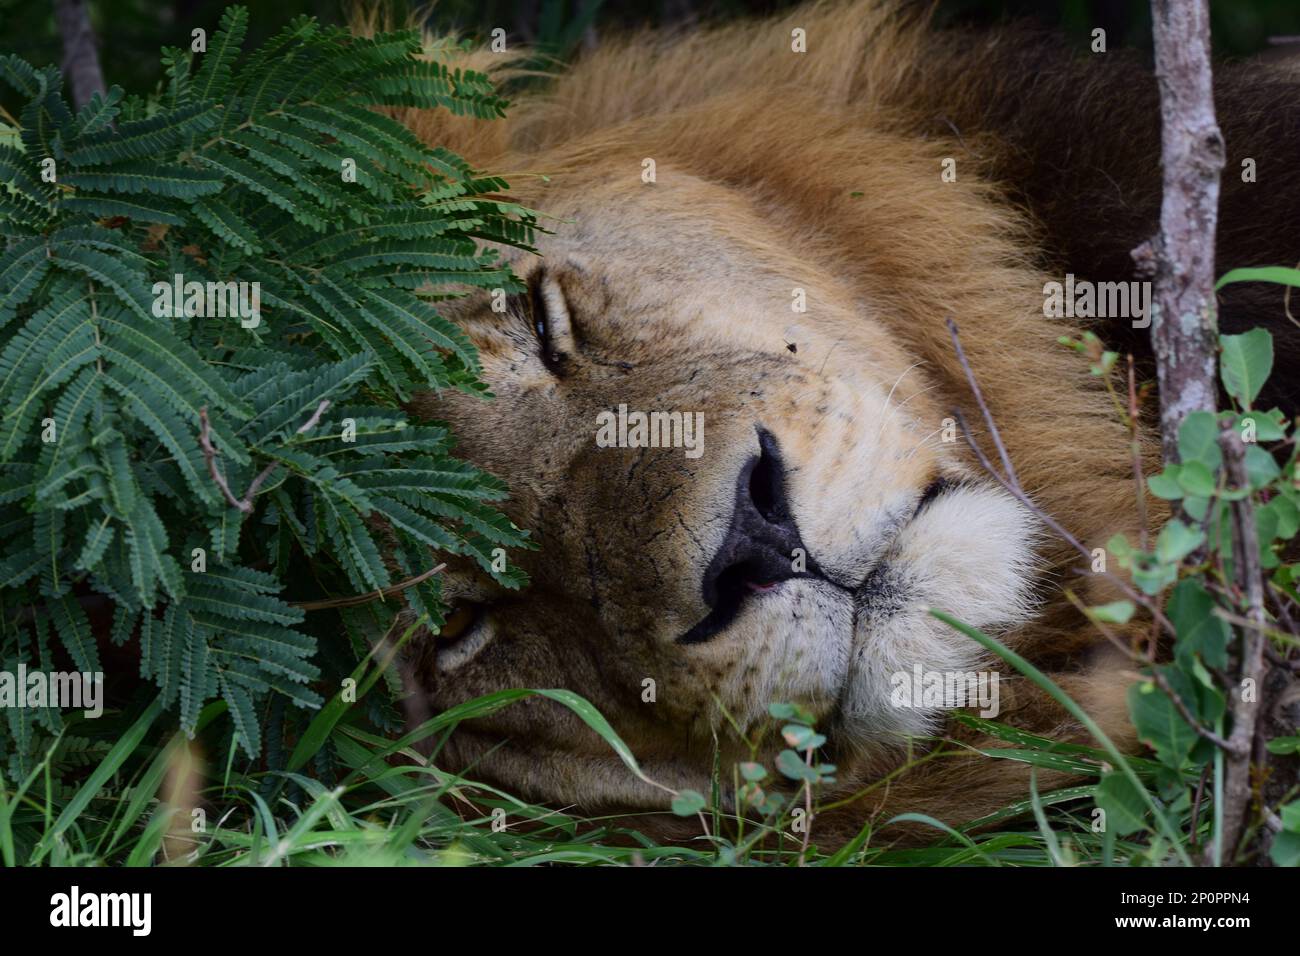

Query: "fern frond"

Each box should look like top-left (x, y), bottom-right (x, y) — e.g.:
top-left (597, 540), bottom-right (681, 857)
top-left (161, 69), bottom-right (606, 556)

top-left (62, 162), bottom-right (225, 198)
top-left (60, 194), bottom-right (187, 225)
top-left (71, 86), bottom-right (124, 136)
top-left (220, 674), bottom-right (262, 758)
top-left (67, 103), bottom-right (216, 164)
top-left (49, 594), bottom-right (102, 674)
top-left (192, 5), bottom-right (249, 102)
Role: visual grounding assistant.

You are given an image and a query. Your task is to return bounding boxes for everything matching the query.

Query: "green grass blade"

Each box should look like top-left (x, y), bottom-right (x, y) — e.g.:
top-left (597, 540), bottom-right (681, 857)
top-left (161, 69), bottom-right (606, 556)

top-left (930, 608), bottom-right (1193, 866)
top-left (30, 697), bottom-right (163, 865)
top-left (1215, 266), bottom-right (1300, 291)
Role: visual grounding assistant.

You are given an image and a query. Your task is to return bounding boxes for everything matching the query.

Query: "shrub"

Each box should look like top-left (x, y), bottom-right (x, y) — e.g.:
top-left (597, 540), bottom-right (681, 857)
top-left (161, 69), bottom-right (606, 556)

top-left (0, 6), bottom-right (536, 781)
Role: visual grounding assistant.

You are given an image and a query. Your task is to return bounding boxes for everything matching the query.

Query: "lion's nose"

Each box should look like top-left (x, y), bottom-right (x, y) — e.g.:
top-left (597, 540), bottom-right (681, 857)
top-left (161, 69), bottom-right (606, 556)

top-left (700, 428), bottom-right (814, 609)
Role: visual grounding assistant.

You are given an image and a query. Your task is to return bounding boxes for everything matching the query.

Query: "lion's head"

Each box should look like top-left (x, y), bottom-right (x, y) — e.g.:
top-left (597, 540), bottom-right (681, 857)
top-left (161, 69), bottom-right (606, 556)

top-left (400, 2), bottom-right (1149, 829)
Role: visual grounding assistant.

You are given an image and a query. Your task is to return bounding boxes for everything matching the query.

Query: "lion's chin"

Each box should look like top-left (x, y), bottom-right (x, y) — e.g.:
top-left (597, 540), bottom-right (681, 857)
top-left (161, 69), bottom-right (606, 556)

top-left (835, 483), bottom-right (1042, 747)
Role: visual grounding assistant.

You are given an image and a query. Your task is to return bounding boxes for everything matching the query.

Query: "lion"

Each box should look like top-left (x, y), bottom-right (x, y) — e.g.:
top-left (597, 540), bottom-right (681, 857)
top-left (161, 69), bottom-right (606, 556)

top-left (387, 0), bottom-right (1300, 846)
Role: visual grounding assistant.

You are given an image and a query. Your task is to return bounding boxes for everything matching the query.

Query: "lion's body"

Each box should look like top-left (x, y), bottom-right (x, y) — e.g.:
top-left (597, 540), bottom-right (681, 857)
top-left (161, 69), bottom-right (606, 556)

top-left (387, 1), bottom-right (1299, 845)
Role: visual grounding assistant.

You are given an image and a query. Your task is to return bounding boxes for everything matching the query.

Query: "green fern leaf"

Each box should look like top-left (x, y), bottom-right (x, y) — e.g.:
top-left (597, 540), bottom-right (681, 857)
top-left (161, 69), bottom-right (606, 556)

top-left (67, 103), bottom-right (216, 164)
top-left (179, 619), bottom-right (209, 735)
top-left (63, 162), bottom-right (225, 198)
top-left (193, 5), bottom-right (249, 101)
top-left (59, 194), bottom-right (187, 225)
top-left (191, 195), bottom-right (263, 255)
top-left (196, 150), bottom-right (329, 231)
top-left (72, 86), bottom-right (124, 136)
top-left (49, 594), bottom-right (102, 674)
top-left (74, 518), bottom-right (115, 572)
top-left (219, 674), bottom-right (262, 757)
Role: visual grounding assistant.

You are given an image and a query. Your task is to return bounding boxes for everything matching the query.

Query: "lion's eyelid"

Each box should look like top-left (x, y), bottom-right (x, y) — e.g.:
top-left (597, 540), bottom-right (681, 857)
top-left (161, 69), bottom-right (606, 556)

top-left (529, 268), bottom-right (580, 372)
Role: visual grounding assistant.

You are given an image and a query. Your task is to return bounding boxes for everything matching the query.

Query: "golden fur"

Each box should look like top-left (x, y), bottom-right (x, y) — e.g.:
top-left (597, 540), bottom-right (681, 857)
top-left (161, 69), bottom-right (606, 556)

top-left (384, 0), bottom-right (1203, 846)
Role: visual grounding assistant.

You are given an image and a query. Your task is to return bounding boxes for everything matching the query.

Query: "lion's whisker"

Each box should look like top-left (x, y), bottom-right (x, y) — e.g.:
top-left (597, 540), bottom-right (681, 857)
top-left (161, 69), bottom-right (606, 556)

top-left (873, 361), bottom-right (926, 446)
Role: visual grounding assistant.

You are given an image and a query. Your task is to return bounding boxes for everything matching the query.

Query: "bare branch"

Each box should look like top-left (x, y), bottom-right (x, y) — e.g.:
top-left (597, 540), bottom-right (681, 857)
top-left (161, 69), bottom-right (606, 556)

top-left (1137, 0), bottom-right (1225, 462)
top-left (243, 400), bottom-right (332, 502)
top-left (199, 400), bottom-right (332, 514)
top-left (291, 563), bottom-right (447, 611)
top-left (1216, 423), bottom-right (1270, 859)
top-left (294, 398), bottom-right (332, 435)
top-left (944, 317), bottom-right (1019, 486)
top-left (198, 406), bottom-right (251, 513)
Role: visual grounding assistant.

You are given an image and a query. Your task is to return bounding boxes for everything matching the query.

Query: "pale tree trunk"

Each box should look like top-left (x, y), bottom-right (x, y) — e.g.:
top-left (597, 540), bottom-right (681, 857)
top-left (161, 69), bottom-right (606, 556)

top-left (1134, 0), bottom-right (1223, 464)
top-left (54, 0), bottom-right (107, 110)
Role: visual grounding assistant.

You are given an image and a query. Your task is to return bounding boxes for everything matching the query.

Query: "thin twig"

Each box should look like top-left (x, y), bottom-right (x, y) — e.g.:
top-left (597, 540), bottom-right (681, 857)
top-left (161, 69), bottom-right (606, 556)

top-left (244, 400), bottom-right (332, 502)
top-left (198, 406), bottom-right (250, 513)
top-left (945, 318), bottom-right (1019, 486)
top-left (291, 563), bottom-right (447, 611)
top-left (1212, 607), bottom-right (1300, 648)
top-left (198, 400), bottom-right (331, 513)
top-left (1128, 355), bottom-right (1150, 552)
top-left (1265, 645), bottom-right (1300, 672)
top-left (1266, 581), bottom-right (1300, 639)
top-left (944, 324), bottom-right (1175, 637)
top-left (1216, 423), bottom-right (1269, 858)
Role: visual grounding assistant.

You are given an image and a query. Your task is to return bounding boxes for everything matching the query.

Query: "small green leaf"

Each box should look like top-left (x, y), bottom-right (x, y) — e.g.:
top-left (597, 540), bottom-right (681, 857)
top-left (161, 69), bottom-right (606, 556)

top-left (1175, 461), bottom-right (1216, 497)
top-left (1234, 410), bottom-right (1287, 442)
top-left (1147, 467), bottom-right (1184, 500)
top-left (1169, 578), bottom-right (1229, 670)
top-left (1095, 772), bottom-right (1147, 836)
top-left (1244, 444), bottom-right (1281, 488)
top-left (776, 748), bottom-right (817, 782)
top-left (1266, 737), bottom-right (1300, 756)
top-left (1182, 494), bottom-right (1211, 522)
top-left (1155, 519), bottom-right (1204, 565)
top-left (1106, 533), bottom-right (1133, 560)
top-left (1220, 328), bottom-right (1273, 408)
top-left (1270, 830), bottom-right (1300, 866)
top-left (1089, 600), bottom-right (1135, 625)
top-left (781, 723), bottom-right (826, 751)
top-left (1264, 494), bottom-right (1300, 541)
top-left (1132, 558), bottom-right (1178, 596)
top-left (1178, 411), bottom-right (1223, 470)
top-left (768, 701), bottom-right (814, 725)
top-left (671, 789), bottom-right (706, 816)
top-left (1128, 667), bottom-right (1199, 768)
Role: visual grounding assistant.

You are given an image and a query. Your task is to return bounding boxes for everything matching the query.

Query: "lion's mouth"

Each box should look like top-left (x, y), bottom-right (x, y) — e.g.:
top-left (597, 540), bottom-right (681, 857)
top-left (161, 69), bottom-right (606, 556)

top-left (913, 475), bottom-right (954, 518)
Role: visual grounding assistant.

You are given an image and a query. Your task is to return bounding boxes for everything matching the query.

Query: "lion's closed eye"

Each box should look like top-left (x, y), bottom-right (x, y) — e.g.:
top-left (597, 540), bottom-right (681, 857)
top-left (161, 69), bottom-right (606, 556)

top-left (436, 602), bottom-right (481, 642)
top-left (523, 267), bottom-right (578, 375)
